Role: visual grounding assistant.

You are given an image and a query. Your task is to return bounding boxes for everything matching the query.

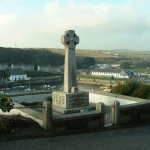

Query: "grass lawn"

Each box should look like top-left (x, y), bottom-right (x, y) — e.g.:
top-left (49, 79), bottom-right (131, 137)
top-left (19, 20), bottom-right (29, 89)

top-left (78, 75), bottom-right (125, 81)
top-left (125, 69), bottom-right (150, 73)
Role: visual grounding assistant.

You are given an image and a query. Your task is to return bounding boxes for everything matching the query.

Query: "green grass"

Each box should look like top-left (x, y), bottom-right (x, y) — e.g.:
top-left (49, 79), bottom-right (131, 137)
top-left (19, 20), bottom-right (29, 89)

top-left (125, 69), bottom-right (150, 73)
top-left (78, 75), bottom-right (125, 81)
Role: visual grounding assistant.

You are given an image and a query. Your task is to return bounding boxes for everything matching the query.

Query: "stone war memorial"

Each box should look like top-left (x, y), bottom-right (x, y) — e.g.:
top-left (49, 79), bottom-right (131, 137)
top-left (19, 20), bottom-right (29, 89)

top-left (52, 30), bottom-right (90, 114)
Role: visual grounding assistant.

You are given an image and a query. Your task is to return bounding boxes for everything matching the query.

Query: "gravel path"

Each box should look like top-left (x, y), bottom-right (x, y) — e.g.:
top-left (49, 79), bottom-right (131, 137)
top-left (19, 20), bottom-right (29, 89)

top-left (0, 125), bottom-right (150, 150)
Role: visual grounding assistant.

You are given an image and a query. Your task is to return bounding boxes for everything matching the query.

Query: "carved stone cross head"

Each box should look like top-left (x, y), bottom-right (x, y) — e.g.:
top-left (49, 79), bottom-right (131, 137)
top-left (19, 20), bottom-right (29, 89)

top-left (61, 30), bottom-right (79, 49)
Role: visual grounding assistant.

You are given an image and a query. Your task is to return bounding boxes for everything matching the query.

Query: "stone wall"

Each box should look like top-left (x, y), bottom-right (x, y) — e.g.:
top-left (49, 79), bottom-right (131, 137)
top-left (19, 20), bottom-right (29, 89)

top-left (120, 102), bottom-right (150, 125)
top-left (79, 78), bottom-right (95, 82)
top-left (0, 102), bottom-right (43, 126)
top-left (78, 78), bottom-right (116, 85)
top-left (53, 111), bottom-right (103, 132)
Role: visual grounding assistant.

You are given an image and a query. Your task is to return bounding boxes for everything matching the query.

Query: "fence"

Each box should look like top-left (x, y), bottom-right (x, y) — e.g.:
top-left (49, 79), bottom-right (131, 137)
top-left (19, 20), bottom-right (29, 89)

top-left (104, 105), bottom-right (112, 127)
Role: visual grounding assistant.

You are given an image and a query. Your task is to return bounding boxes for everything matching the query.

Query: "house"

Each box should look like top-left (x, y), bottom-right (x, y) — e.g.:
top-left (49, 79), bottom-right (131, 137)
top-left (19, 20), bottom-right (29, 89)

top-left (91, 69), bottom-right (129, 79)
top-left (94, 64), bottom-right (111, 69)
top-left (9, 69), bottom-right (30, 81)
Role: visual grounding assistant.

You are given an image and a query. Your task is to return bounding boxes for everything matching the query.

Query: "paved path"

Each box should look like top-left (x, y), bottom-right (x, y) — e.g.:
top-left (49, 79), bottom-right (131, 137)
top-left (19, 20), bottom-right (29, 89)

top-left (1, 125), bottom-right (150, 150)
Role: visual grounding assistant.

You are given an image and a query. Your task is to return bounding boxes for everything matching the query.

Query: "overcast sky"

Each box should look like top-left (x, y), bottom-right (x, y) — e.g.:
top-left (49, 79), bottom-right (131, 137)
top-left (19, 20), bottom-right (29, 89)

top-left (0, 0), bottom-right (150, 51)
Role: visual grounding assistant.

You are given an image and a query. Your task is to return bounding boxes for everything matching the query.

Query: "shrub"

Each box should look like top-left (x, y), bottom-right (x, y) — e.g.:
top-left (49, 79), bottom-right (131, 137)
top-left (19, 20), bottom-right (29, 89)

top-left (112, 80), bottom-right (150, 99)
top-left (0, 95), bottom-right (14, 112)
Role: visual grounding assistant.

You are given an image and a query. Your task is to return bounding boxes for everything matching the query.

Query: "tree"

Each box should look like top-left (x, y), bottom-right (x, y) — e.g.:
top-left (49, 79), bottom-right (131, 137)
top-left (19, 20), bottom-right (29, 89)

top-left (0, 95), bottom-right (14, 112)
top-left (120, 61), bottom-right (132, 69)
top-left (82, 57), bottom-right (95, 69)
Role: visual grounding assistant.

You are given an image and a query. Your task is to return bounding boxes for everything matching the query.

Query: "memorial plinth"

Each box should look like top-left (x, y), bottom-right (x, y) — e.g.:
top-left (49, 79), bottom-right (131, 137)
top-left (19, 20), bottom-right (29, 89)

top-left (52, 30), bottom-right (89, 114)
top-left (53, 91), bottom-right (89, 109)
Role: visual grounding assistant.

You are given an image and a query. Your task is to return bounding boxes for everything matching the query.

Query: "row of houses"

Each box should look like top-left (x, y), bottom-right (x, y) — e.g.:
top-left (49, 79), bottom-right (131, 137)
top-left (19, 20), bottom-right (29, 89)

top-left (90, 63), bottom-right (120, 69)
top-left (0, 63), bottom-right (34, 71)
top-left (80, 69), bottom-right (133, 79)
top-left (90, 69), bottom-right (129, 79)
top-left (0, 63), bottom-right (62, 73)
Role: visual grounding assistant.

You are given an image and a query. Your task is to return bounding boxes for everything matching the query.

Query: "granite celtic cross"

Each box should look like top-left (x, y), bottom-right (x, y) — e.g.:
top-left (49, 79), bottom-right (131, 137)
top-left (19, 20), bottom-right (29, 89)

top-left (52, 30), bottom-right (89, 111)
top-left (61, 30), bottom-right (79, 93)
top-left (61, 30), bottom-right (79, 49)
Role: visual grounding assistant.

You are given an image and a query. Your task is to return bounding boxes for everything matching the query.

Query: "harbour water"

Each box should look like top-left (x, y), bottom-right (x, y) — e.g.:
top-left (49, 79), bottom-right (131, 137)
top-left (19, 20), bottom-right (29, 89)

top-left (4, 83), bottom-right (100, 95)
top-left (9, 83), bottom-right (101, 103)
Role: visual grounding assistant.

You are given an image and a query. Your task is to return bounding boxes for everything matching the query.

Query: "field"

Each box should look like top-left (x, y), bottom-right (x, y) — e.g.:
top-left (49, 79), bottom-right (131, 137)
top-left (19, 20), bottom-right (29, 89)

top-left (78, 75), bottom-right (124, 81)
top-left (49, 48), bottom-right (119, 58)
top-left (50, 48), bottom-right (150, 60)
top-left (110, 50), bottom-right (150, 60)
top-left (125, 69), bottom-right (150, 74)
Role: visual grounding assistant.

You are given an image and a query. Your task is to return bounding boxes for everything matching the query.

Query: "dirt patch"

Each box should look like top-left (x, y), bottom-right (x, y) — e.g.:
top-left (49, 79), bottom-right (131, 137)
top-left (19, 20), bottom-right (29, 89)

top-left (0, 115), bottom-right (53, 141)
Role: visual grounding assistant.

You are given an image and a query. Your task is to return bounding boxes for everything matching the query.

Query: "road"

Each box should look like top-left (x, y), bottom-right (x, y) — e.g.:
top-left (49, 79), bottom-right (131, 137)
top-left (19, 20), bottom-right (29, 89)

top-left (0, 125), bottom-right (150, 150)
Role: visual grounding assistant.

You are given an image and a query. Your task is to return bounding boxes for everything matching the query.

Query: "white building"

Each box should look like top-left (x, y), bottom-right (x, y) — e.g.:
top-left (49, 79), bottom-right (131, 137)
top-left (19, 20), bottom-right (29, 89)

top-left (94, 64), bottom-right (111, 69)
top-left (91, 69), bottom-right (129, 79)
top-left (9, 69), bottom-right (30, 81)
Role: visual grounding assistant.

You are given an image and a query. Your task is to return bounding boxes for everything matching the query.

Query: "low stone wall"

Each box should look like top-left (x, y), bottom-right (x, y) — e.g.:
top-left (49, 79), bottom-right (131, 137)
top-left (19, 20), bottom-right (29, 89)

top-left (119, 101), bottom-right (150, 125)
top-left (78, 78), bottom-right (116, 85)
top-left (53, 111), bottom-right (102, 132)
top-left (79, 78), bottom-right (95, 82)
top-left (95, 79), bottom-right (116, 84)
top-left (0, 102), bottom-right (43, 126)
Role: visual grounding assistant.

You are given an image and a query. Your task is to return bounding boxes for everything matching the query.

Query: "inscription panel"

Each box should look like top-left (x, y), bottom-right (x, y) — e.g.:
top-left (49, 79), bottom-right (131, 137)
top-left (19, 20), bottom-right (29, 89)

top-left (52, 91), bottom-right (89, 109)
top-left (67, 93), bottom-right (89, 108)
top-left (53, 92), bottom-right (66, 107)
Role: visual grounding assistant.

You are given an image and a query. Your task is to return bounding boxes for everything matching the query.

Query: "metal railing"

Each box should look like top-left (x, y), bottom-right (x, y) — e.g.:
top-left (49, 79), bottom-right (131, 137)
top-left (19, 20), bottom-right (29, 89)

top-left (104, 105), bottom-right (112, 127)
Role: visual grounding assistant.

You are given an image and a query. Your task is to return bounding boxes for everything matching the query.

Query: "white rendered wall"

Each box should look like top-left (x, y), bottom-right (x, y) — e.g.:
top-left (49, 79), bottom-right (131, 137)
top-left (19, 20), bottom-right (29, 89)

top-left (89, 93), bottom-right (137, 106)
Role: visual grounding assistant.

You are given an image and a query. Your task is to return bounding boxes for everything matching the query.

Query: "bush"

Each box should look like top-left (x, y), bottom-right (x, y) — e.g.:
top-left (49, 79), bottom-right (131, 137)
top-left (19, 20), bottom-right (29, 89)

top-left (112, 80), bottom-right (150, 99)
top-left (0, 95), bottom-right (14, 112)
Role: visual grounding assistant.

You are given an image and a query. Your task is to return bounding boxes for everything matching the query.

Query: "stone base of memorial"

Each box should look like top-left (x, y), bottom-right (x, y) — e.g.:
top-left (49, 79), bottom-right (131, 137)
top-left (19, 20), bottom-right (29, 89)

top-left (52, 91), bottom-right (94, 114)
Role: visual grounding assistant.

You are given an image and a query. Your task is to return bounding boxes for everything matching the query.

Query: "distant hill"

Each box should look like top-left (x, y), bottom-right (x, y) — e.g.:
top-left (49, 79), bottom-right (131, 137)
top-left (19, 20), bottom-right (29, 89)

top-left (1, 47), bottom-right (149, 69)
top-left (0, 47), bottom-right (120, 66)
top-left (50, 48), bottom-right (119, 58)
top-left (0, 47), bottom-right (64, 66)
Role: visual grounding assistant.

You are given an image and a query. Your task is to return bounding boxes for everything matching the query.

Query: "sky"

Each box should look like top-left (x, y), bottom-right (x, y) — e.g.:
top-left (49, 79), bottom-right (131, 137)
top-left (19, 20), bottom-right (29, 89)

top-left (0, 0), bottom-right (150, 51)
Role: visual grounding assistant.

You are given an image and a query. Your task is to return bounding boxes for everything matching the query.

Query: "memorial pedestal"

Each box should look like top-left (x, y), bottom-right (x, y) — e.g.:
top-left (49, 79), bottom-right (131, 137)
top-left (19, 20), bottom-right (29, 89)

top-left (52, 91), bottom-right (91, 114)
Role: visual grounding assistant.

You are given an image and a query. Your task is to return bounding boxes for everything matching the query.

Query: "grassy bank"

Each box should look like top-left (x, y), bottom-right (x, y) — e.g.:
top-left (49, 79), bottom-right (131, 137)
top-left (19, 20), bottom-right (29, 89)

top-left (78, 75), bottom-right (125, 81)
top-left (125, 69), bottom-right (150, 73)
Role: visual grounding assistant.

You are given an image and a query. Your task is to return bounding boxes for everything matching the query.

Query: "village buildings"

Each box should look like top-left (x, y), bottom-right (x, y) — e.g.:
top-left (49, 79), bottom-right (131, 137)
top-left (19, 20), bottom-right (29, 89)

top-left (90, 69), bottom-right (130, 79)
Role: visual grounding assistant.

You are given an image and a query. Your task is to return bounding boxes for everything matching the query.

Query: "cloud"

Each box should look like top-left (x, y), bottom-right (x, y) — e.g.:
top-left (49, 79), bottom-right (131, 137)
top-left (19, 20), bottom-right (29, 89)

top-left (0, 0), bottom-right (150, 50)
top-left (0, 13), bottom-right (17, 29)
